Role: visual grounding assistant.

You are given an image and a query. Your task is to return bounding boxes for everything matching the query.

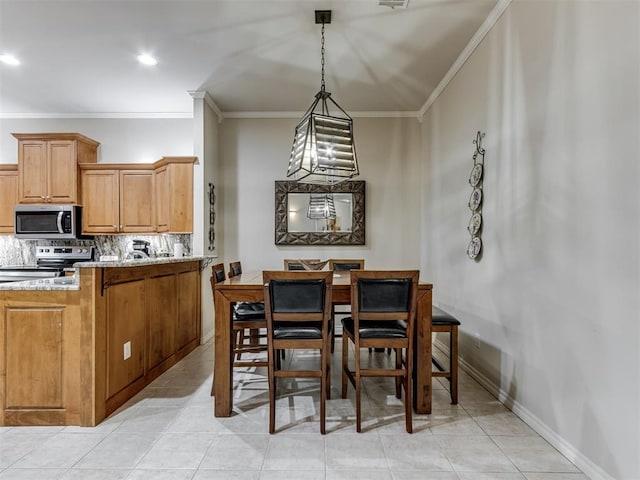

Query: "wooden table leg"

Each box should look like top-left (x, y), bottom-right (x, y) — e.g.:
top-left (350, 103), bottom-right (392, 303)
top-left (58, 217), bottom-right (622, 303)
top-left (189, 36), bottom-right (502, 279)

top-left (213, 290), bottom-right (233, 416)
top-left (414, 286), bottom-right (432, 414)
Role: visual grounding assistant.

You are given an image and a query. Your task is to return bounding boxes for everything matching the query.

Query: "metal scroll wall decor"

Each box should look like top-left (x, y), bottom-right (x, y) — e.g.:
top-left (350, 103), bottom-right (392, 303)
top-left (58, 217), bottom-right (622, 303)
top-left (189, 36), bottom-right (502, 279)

top-left (467, 131), bottom-right (485, 260)
top-left (208, 183), bottom-right (216, 251)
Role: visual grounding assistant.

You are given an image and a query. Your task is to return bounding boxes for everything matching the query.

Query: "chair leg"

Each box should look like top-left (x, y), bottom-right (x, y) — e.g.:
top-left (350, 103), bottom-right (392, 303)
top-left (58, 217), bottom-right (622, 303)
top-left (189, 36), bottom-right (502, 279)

top-left (236, 329), bottom-right (245, 360)
top-left (341, 333), bottom-right (349, 399)
top-left (451, 325), bottom-right (458, 404)
top-left (320, 346), bottom-right (327, 434)
top-left (330, 305), bottom-right (336, 354)
top-left (355, 344), bottom-right (362, 433)
top-left (268, 346), bottom-right (276, 434)
top-left (405, 348), bottom-right (413, 433)
top-left (395, 348), bottom-right (402, 399)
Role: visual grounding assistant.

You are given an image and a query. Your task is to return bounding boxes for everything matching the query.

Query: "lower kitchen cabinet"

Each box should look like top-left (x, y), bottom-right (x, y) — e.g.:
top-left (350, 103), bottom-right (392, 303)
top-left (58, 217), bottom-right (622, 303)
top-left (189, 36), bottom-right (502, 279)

top-left (0, 260), bottom-right (202, 426)
top-left (100, 261), bottom-right (201, 417)
top-left (106, 279), bottom-right (146, 399)
top-left (0, 291), bottom-right (82, 426)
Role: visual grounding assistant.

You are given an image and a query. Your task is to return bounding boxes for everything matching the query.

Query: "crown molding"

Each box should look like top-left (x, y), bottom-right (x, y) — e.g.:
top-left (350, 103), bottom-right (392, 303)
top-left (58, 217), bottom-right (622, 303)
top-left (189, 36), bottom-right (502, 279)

top-left (0, 112), bottom-right (193, 119)
top-left (418, 0), bottom-right (512, 120)
top-left (189, 90), bottom-right (224, 123)
top-left (223, 110), bottom-right (421, 120)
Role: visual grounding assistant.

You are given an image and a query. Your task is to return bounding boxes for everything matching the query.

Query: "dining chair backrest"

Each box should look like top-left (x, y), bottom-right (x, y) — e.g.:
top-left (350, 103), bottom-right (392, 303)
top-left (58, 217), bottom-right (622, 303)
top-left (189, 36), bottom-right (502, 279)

top-left (329, 259), bottom-right (365, 271)
top-left (263, 271), bottom-right (333, 321)
top-left (212, 263), bottom-right (226, 284)
top-left (351, 270), bottom-right (419, 323)
top-left (284, 259), bottom-right (320, 271)
top-left (210, 263), bottom-right (226, 307)
top-left (229, 261), bottom-right (242, 278)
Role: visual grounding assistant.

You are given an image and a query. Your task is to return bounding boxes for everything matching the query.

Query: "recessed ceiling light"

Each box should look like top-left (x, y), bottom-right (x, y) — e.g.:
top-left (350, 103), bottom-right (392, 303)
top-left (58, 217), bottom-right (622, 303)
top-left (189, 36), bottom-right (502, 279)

top-left (0, 54), bottom-right (20, 66)
top-left (137, 54), bottom-right (158, 66)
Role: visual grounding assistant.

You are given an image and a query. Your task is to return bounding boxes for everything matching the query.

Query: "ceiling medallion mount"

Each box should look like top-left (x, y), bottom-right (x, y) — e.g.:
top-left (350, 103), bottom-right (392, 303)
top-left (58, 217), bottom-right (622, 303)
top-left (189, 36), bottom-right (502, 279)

top-left (286, 9), bottom-right (359, 186)
top-left (315, 10), bottom-right (331, 24)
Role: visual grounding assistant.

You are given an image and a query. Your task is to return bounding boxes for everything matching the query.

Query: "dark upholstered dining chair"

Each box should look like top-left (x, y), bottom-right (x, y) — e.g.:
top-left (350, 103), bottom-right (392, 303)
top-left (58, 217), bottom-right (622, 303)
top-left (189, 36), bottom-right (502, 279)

top-left (341, 269), bottom-right (419, 433)
top-left (226, 260), bottom-right (269, 363)
top-left (211, 262), bottom-right (267, 371)
top-left (432, 306), bottom-right (461, 404)
top-left (262, 270), bottom-right (333, 434)
top-left (284, 259), bottom-right (321, 271)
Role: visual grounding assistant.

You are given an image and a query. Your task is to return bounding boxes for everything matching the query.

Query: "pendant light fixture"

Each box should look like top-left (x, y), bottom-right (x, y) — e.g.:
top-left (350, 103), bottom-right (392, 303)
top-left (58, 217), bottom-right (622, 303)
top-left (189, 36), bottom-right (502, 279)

top-left (287, 10), bottom-right (359, 185)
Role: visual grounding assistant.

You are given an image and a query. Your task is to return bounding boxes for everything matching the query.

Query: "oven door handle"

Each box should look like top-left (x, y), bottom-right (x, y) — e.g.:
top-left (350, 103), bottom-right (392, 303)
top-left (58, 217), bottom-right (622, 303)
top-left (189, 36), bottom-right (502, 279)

top-left (57, 211), bottom-right (64, 233)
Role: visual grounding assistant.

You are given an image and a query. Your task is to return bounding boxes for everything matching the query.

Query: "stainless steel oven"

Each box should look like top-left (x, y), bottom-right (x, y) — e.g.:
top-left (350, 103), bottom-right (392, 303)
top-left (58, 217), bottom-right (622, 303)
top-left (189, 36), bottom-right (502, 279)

top-left (0, 246), bottom-right (93, 283)
top-left (14, 205), bottom-right (85, 240)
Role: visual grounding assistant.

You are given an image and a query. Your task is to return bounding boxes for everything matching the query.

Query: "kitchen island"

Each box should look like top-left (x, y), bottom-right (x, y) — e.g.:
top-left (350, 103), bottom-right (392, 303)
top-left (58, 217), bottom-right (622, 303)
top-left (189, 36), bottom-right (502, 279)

top-left (0, 257), bottom-right (210, 426)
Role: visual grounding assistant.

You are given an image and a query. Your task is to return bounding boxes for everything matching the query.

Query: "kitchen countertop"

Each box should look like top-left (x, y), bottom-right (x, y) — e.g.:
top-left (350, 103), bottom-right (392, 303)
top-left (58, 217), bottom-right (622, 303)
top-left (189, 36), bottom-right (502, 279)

top-left (0, 256), bottom-right (217, 291)
top-left (75, 255), bottom-right (215, 268)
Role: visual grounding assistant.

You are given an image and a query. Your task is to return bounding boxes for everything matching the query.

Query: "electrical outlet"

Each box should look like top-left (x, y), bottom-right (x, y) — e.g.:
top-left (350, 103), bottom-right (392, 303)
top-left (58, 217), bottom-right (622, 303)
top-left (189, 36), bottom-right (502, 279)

top-left (473, 333), bottom-right (481, 349)
top-left (123, 341), bottom-right (131, 360)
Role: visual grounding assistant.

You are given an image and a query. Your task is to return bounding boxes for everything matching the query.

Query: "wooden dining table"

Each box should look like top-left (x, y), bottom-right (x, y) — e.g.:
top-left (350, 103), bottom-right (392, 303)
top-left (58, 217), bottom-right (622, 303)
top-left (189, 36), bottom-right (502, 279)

top-left (213, 271), bottom-right (434, 417)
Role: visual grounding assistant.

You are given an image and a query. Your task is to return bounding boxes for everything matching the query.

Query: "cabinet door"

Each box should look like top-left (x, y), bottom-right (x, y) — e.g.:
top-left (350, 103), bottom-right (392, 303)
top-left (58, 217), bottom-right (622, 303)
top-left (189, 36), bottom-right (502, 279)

top-left (18, 140), bottom-right (48, 203)
top-left (107, 280), bottom-right (146, 399)
top-left (47, 140), bottom-right (77, 203)
top-left (147, 274), bottom-right (177, 371)
top-left (176, 269), bottom-right (199, 350)
top-left (4, 306), bottom-right (65, 409)
top-left (154, 165), bottom-right (169, 232)
top-left (0, 169), bottom-right (18, 233)
top-left (120, 170), bottom-right (155, 233)
top-left (154, 162), bottom-right (193, 233)
top-left (81, 170), bottom-right (119, 233)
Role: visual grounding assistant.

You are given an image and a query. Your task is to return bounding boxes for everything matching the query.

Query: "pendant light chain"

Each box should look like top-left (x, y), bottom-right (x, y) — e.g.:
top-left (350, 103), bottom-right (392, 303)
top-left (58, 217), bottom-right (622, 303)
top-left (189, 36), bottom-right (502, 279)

top-left (320, 21), bottom-right (326, 93)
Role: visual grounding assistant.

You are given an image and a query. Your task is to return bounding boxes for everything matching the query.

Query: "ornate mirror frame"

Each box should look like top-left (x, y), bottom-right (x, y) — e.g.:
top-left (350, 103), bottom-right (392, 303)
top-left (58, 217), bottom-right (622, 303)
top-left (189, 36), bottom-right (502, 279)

top-left (275, 180), bottom-right (365, 245)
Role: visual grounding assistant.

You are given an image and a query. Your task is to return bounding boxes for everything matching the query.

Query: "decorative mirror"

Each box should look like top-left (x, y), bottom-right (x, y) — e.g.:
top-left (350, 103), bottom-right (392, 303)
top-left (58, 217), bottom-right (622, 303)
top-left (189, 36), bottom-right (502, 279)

top-left (275, 180), bottom-right (365, 245)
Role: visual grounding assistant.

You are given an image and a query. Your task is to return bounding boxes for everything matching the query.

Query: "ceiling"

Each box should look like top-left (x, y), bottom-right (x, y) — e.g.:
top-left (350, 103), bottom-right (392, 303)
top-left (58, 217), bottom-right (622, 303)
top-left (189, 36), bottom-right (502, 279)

top-left (0, 0), bottom-right (499, 117)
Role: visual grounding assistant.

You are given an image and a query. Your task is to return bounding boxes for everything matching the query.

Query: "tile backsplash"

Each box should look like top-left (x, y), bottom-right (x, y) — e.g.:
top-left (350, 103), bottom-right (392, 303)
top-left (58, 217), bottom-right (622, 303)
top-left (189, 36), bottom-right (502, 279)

top-left (0, 234), bottom-right (191, 266)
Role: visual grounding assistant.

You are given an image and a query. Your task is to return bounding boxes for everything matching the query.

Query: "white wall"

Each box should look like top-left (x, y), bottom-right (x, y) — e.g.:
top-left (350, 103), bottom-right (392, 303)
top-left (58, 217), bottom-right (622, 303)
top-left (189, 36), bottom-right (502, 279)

top-left (0, 118), bottom-right (191, 164)
top-left (219, 116), bottom-right (422, 271)
top-left (422, 2), bottom-right (639, 479)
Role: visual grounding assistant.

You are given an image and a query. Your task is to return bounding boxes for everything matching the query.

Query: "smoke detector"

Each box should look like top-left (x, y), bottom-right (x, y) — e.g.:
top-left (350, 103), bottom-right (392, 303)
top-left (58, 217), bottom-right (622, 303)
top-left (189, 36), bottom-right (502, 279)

top-left (379, 0), bottom-right (409, 8)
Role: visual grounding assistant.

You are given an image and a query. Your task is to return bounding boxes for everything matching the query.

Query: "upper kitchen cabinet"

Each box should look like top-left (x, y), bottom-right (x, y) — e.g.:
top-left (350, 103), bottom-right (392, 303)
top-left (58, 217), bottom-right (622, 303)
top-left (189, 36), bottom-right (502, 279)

top-left (154, 157), bottom-right (195, 233)
top-left (0, 165), bottom-right (18, 233)
top-left (80, 165), bottom-right (155, 234)
top-left (12, 133), bottom-right (99, 204)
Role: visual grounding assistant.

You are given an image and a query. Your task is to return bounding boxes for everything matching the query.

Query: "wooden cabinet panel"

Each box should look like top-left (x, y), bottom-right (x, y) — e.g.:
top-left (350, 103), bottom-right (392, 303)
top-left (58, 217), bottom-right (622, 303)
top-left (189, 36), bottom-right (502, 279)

top-left (177, 269), bottom-right (199, 350)
top-left (18, 140), bottom-right (48, 203)
top-left (0, 166), bottom-right (18, 233)
top-left (13, 134), bottom-right (98, 205)
top-left (81, 166), bottom-right (155, 234)
top-left (154, 158), bottom-right (194, 233)
top-left (4, 307), bottom-right (64, 408)
top-left (120, 170), bottom-right (154, 233)
top-left (81, 169), bottom-right (119, 233)
top-left (147, 274), bottom-right (177, 371)
top-left (155, 165), bottom-right (169, 232)
top-left (107, 280), bottom-right (146, 398)
top-left (47, 140), bottom-right (77, 203)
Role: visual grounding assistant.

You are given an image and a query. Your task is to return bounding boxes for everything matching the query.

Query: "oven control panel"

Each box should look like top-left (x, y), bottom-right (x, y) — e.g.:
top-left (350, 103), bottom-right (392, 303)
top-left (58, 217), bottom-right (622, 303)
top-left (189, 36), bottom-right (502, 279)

top-left (36, 246), bottom-right (94, 261)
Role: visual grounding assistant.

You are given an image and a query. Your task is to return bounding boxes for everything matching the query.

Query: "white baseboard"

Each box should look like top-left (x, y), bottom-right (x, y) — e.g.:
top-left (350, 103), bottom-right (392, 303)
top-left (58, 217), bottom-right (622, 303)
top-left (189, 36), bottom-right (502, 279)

top-left (433, 338), bottom-right (613, 480)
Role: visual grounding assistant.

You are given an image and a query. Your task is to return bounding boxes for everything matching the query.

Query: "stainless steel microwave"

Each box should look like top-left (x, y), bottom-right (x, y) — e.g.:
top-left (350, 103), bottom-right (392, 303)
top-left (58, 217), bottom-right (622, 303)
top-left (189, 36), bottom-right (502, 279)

top-left (14, 205), bottom-right (86, 239)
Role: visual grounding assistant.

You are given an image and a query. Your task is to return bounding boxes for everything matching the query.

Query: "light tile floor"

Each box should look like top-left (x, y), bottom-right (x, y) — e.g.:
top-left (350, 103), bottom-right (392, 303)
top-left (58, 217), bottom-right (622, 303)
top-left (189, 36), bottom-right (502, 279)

top-left (0, 340), bottom-right (590, 479)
